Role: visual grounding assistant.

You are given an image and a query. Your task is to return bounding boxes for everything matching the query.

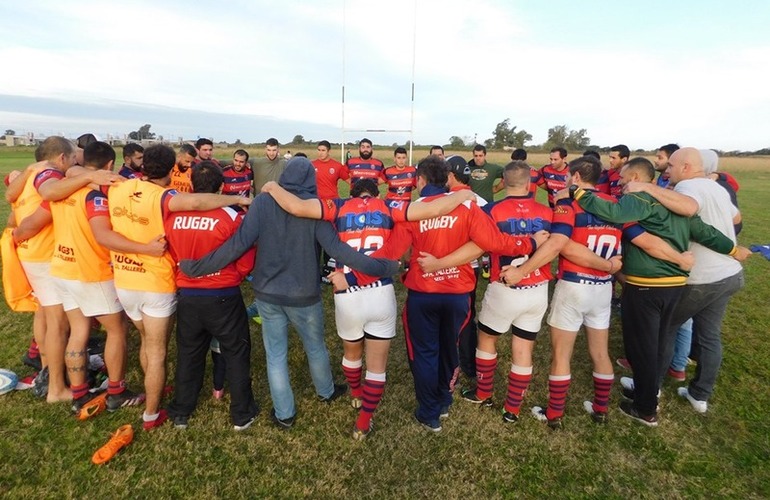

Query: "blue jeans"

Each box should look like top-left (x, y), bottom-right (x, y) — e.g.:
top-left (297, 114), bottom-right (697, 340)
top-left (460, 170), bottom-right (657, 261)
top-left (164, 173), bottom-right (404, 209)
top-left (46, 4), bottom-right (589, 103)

top-left (670, 318), bottom-right (694, 371)
top-left (662, 271), bottom-right (744, 401)
top-left (255, 299), bottom-right (335, 420)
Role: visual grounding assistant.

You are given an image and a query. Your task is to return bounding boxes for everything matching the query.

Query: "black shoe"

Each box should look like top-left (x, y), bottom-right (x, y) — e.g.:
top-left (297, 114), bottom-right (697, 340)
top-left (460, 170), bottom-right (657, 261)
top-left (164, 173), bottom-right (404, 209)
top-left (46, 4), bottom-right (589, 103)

top-left (172, 414), bottom-right (189, 430)
top-left (32, 367), bottom-right (49, 399)
top-left (87, 335), bottom-right (106, 355)
top-left (71, 391), bottom-right (103, 415)
top-left (502, 409), bottom-right (519, 423)
top-left (619, 400), bottom-right (658, 427)
top-left (106, 388), bottom-right (145, 412)
top-left (460, 387), bottom-right (492, 407)
top-left (531, 406), bottom-right (563, 430)
top-left (270, 409), bottom-right (295, 430)
top-left (21, 353), bottom-right (42, 372)
top-left (319, 383), bottom-right (348, 403)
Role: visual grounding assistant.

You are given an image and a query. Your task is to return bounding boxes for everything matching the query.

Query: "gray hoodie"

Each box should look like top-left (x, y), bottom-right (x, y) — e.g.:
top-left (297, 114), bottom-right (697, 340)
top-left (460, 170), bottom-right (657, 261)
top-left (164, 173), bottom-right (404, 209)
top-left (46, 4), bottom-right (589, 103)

top-left (179, 157), bottom-right (399, 307)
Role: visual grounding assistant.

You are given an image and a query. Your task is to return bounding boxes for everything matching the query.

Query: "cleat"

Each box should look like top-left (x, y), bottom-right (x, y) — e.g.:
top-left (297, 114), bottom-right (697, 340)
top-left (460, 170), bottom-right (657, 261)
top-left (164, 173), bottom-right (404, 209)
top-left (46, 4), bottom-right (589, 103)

top-left (352, 422), bottom-right (373, 441)
top-left (677, 387), bottom-right (708, 414)
top-left (74, 392), bottom-right (108, 421)
top-left (616, 358), bottom-right (632, 370)
top-left (583, 400), bottom-right (608, 424)
top-left (351, 397), bottom-right (362, 409)
top-left (92, 424), bottom-right (134, 465)
top-left (21, 353), bottom-right (42, 372)
top-left (619, 400), bottom-right (658, 427)
top-left (106, 389), bottom-right (145, 412)
top-left (502, 409), bottom-right (519, 423)
top-left (319, 383), bottom-right (348, 403)
top-left (32, 367), bottom-right (49, 399)
top-left (460, 388), bottom-right (492, 407)
top-left (143, 409), bottom-right (168, 431)
top-left (270, 409), bottom-right (295, 430)
top-left (668, 367), bottom-right (686, 382)
top-left (414, 412), bottom-right (441, 433)
top-left (531, 406), bottom-right (562, 429)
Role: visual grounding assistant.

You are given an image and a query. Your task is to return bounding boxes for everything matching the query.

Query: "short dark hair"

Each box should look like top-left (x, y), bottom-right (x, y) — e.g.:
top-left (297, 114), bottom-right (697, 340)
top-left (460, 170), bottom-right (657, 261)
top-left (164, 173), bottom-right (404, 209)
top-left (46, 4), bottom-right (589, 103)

top-left (610, 144), bottom-right (630, 159)
top-left (472, 144), bottom-right (487, 154)
top-left (658, 143), bottom-right (680, 158)
top-left (37, 136), bottom-right (75, 161)
top-left (318, 140), bottom-right (332, 149)
top-left (510, 148), bottom-right (527, 161)
top-left (266, 138), bottom-right (280, 147)
top-left (583, 149), bottom-right (600, 160)
top-left (76, 133), bottom-right (98, 149)
top-left (550, 147), bottom-right (567, 159)
top-left (191, 161), bottom-right (224, 194)
top-left (179, 143), bottom-right (198, 158)
top-left (123, 143), bottom-right (144, 158)
top-left (350, 179), bottom-right (380, 198)
top-left (416, 155), bottom-right (448, 188)
top-left (394, 147), bottom-right (407, 156)
top-left (84, 141), bottom-right (116, 170)
top-left (195, 138), bottom-right (213, 149)
top-left (503, 160), bottom-right (531, 188)
top-left (143, 144), bottom-right (177, 180)
top-left (359, 138), bottom-right (373, 147)
top-left (623, 157), bottom-right (655, 182)
top-left (430, 145), bottom-right (444, 154)
top-left (233, 149), bottom-right (249, 161)
top-left (294, 152), bottom-right (307, 158)
top-left (568, 156), bottom-right (602, 185)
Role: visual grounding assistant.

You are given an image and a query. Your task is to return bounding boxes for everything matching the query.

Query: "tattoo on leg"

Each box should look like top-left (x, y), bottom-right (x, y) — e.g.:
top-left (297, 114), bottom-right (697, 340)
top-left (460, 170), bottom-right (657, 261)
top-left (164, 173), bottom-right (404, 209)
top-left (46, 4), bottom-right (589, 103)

top-left (66, 350), bottom-right (87, 358)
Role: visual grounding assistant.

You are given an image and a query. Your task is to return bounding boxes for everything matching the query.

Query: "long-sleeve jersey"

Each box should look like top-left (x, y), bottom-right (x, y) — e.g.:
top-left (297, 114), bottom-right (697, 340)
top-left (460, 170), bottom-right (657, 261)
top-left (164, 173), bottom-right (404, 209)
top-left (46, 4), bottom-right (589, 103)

top-left (373, 186), bottom-right (536, 294)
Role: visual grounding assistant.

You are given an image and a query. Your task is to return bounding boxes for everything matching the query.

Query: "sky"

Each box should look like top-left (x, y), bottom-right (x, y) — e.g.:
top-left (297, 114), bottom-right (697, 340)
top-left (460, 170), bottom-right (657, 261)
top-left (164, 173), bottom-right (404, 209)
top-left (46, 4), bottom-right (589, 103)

top-left (1, 0), bottom-right (769, 151)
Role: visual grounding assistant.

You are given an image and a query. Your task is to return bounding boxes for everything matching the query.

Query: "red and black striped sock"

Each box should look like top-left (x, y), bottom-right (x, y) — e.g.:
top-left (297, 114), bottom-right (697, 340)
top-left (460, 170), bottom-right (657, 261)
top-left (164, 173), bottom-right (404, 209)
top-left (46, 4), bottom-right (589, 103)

top-left (504, 364), bottom-right (532, 416)
top-left (355, 372), bottom-right (386, 432)
top-left (592, 372), bottom-right (614, 414)
top-left (546, 374), bottom-right (571, 420)
top-left (342, 357), bottom-right (363, 399)
top-left (71, 383), bottom-right (90, 401)
top-left (108, 379), bottom-right (126, 396)
top-left (475, 349), bottom-right (497, 400)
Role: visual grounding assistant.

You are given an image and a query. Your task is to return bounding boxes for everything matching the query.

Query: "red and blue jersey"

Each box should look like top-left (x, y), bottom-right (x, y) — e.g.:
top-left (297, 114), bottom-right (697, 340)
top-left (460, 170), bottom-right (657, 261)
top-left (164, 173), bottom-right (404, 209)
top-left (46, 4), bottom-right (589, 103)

top-left (483, 194), bottom-right (558, 286)
top-left (345, 156), bottom-right (385, 186)
top-left (384, 165), bottom-right (417, 201)
top-left (320, 196), bottom-right (409, 288)
top-left (529, 167), bottom-right (541, 195)
top-left (552, 193), bottom-right (623, 284)
top-left (221, 165), bottom-right (253, 197)
top-left (536, 164), bottom-right (569, 207)
top-left (596, 168), bottom-right (622, 198)
top-left (118, 165), bottom-right (141, 179)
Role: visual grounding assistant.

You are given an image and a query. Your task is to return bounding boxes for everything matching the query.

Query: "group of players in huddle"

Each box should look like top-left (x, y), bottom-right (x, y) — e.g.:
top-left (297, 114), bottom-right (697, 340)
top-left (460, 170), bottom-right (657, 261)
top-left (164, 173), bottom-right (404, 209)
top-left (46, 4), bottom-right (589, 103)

top-left (3, 134), bottom-right (749, 439)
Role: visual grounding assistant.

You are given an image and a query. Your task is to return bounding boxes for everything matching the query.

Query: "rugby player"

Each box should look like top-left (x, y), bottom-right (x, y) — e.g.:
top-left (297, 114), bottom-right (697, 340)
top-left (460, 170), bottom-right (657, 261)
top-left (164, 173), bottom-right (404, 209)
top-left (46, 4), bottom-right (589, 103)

top-left (311, 140), bottom-right (347, 199)
top-left (345, 138), bottom-right (385, 187)
top-left (383, 147), bottom-right (417, 202)
top-left (118, 143), bottom-right (144, 179)
top-left (221, 149), bottom-right (254, 197)
top-left (169, 143), bottom-right (197, 193)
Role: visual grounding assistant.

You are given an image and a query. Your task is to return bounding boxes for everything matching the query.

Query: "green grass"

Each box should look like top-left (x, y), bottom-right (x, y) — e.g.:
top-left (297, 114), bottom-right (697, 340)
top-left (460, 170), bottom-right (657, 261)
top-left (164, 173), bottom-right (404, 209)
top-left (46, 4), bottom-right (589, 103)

top-left (1, 149), bottom-right (770, 498)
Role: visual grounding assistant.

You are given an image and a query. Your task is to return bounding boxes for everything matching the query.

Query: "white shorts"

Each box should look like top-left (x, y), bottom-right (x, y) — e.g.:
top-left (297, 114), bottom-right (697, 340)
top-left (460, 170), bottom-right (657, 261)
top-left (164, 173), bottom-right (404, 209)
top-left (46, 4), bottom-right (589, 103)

top-left (547, 279), bottom-right (612, 331)
top-left (478, 281), bottom-right (548, 335)
top-left (21, 261), bottom-right (62, 307)
top-left (334, 283), bottom-right (397, 342)
top-left (116, 289), bottom-right (177, 321)
top-left (53, 278), bottom-right (123, 316)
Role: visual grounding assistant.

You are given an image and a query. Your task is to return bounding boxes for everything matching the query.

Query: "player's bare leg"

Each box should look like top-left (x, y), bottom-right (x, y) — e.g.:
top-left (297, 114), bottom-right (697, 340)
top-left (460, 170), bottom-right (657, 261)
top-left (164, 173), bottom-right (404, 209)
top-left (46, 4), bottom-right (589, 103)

top-left (44, 304), bottom-right (71, 402)
top-left (63, 308), bottom-right (93, 407)
top-left (138, 314), bottom-right (171, 416)
top-left (33, 309), bottom-right (48, 370)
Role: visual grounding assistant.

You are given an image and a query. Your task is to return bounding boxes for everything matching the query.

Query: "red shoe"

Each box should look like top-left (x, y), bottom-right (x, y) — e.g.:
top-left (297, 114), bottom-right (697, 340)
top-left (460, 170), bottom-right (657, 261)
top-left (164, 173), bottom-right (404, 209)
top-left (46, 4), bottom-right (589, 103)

top-left (616, 358), bottom-right (632, 370)
top-left (143, 409), bottom-right (168, 431)
top-left (667, 367), bottom-right (686, 382)
top-left (92, 424), bottom-right (134, 465)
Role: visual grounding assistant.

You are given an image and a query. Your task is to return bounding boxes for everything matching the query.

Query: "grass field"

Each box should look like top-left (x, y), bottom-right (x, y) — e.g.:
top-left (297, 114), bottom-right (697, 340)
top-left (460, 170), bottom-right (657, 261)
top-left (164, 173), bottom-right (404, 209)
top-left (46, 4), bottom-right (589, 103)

top-left (1, 146), bottom-right (769, 498)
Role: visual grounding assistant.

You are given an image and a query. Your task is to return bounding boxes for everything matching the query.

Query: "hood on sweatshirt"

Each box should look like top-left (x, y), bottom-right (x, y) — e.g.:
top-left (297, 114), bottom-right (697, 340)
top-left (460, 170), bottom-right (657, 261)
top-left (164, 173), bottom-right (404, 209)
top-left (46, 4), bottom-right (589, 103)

top-left (279, 157), bottom-right (318, 200)
top-left (699, 149), bottom-right (719, 175)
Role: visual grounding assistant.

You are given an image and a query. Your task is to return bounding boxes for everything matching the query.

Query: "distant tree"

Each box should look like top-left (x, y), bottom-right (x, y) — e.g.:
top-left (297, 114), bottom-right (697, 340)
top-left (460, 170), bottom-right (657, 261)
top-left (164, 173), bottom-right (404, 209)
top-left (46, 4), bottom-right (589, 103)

top-left (491, 118), bottom-right (532, 149)
top-left (483, 138), bottom-right (494, 149)
top-left (544, 124), bottom-right (590, 151)
top-left (234, 139), bottom-right (243, 146)
top-left (4, 129), bottom-right (15, 136)
top-left (128, 131), bottom-right (140, 140)
top-left (129, 124), bottom-right (155, 141)
top-left (292, 134), bottom-right (305, 144)
top-left (448, 136), bottom-right (465, 148)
